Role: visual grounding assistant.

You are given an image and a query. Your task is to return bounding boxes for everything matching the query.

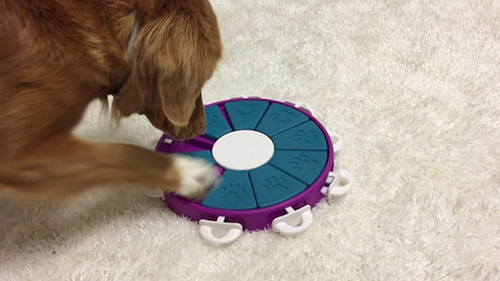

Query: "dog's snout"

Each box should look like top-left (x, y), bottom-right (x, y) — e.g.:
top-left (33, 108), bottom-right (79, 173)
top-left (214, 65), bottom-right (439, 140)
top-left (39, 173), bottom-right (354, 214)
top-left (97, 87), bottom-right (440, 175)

top-left (196, 124), bottom-right (206, 136)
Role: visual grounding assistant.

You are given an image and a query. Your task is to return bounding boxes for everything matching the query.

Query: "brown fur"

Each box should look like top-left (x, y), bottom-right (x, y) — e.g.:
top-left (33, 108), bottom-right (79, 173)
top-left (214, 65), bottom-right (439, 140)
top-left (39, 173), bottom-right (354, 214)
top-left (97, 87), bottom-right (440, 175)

top-left (0, 0), bottom-right (222, 197)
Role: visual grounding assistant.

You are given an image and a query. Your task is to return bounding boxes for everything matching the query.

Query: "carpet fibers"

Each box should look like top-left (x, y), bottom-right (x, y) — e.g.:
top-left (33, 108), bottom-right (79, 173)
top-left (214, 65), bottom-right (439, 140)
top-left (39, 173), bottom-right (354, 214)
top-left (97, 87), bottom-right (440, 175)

top-left (1, 0), bottom-right (499, 280)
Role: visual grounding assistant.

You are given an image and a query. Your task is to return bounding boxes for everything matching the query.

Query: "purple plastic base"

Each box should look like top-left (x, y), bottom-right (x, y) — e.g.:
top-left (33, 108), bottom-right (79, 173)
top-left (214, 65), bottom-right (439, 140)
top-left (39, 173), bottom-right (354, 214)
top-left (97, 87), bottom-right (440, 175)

top-left (155, 97), bottom-right (334, 231)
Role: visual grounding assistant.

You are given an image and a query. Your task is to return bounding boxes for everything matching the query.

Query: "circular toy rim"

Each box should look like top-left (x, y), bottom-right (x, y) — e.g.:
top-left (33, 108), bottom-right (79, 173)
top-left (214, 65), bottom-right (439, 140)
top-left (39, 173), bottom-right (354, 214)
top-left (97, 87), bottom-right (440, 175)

top-left (156, 97), bottom-right (334, 231)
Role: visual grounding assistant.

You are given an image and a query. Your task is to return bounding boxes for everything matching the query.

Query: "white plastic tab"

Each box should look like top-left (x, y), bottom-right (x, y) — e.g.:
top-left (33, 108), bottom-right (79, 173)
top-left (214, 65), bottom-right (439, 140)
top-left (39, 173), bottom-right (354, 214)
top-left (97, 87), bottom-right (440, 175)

top-left (163, 138), bottom-right (173, 144)
top-left (328, 131), bottom-right (344, 153)
top-left (199, 216), bottom-right (243, 245)
top-left (233, 96), bottom-right (261, 99)
top-left (322, 166), bottom-right (354, 198)
top-left (293, 102), bottom-right (315, 116)
top-left (272, 205), bottom-right (314, 236)
top-left (212, 130), bottom-right (274, 170)
top-left (143, 188), bottom-right (165, 200)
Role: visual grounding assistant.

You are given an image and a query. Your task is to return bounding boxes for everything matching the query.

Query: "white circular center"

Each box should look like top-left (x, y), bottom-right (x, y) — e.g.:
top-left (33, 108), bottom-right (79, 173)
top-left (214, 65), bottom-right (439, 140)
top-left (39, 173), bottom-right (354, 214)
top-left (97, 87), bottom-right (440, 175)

top-left (212, 130), bottom-right (274, 170)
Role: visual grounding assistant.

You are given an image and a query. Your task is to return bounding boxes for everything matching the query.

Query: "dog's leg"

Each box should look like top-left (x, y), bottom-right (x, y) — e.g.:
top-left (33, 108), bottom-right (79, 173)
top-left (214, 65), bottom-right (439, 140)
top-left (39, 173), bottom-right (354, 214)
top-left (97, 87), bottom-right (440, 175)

top-left (0, 135), bottom-right (217, 199)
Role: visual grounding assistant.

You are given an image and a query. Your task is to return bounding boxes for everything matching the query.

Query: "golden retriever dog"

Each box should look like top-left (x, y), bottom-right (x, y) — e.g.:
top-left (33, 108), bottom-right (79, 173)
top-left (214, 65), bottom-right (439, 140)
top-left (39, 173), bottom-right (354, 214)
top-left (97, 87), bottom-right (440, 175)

top-left (0, 0), bottom-right (223, 199)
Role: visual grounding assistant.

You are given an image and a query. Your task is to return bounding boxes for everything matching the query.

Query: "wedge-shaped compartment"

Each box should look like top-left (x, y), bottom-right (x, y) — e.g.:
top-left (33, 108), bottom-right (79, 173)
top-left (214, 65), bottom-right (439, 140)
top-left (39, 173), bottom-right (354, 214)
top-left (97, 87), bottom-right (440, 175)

top-left (269, 150), bottom-right (327, 185)
top-left (202, 170), bottom-right (257, 210)
top-left (224, 100), bottom-right (270, 130)
top-left (255, 103), bottom-right (309, 136)
top-left (157, 135), bottom-right (215, 154)
top-left (203, 105), bottom-right (233, 140)
top-left (249, 164), bottom-right (307, 208)
top-left (271, 121), bottom-right (328, 151)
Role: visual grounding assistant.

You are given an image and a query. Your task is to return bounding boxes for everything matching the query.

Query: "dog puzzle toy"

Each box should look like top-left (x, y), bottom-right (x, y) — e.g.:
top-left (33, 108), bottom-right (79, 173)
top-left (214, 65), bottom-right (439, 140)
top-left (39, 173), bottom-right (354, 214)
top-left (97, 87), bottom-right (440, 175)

top-left (153, 97), bottom-right (353, 244)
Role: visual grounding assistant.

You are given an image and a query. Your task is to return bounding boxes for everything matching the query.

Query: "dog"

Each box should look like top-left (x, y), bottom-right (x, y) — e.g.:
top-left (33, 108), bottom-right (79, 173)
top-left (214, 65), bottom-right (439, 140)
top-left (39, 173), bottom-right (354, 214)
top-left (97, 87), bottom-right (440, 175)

top-left (0, 0), bottom-right (223, 199)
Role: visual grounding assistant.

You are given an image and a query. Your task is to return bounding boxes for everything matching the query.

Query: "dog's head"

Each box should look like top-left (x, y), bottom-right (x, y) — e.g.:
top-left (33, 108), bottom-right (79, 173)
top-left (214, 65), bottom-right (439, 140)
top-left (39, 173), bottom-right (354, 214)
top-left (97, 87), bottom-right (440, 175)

top-left (114, 0), bottom-right (222, 141)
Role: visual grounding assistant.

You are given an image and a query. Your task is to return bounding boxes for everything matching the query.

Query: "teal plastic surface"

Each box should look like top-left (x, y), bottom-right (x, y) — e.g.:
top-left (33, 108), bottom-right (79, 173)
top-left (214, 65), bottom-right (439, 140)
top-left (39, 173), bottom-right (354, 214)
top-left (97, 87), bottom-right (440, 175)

top-left (180, 150), bottom-right (216, 165)
top-left (201, 170), bottom-right (257, 210)
top-left (172, 100), bottom-right (332, 211)
top-left (204, 105), bottom-right (232, 140)
top-left (249, 164), bottom-right (307, 208)
top-left (224, 100), bottom-right (269, 130)
top-left (255, 103), bottom-right (309, 136)
top-left (271, 121), bottom-right (328, 151)
top-left (269, 150), bottom-right (328, 185)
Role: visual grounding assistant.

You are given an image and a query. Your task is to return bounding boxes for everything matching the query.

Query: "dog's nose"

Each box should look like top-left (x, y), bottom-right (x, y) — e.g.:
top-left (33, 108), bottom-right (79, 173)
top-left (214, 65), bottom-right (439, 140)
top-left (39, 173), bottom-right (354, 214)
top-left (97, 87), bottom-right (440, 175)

top-left (196, 125), bottom-right (206, 136)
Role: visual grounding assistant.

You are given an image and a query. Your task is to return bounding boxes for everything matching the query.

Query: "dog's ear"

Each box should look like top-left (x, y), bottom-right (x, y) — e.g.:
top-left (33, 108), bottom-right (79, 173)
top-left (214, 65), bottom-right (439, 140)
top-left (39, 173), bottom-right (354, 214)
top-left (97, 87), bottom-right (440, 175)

top-left (116, 0), bottom-right (222, 127)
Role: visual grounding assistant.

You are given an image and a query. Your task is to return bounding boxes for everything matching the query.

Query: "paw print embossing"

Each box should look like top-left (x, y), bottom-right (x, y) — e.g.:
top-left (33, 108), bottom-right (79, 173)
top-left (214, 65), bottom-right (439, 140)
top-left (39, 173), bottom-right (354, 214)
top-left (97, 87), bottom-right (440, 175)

top-left (235, 104), bottom-right (257, 117)
top-left (270, 110), bottom-right (294, 124)
top-left (289, 154), bottom-right (318, 171)
top-left (206, 112), bottom-right (219, 127)
top-left (220, 183), bottom-right (246, 200)
top-left (292, 129), bottom-right (319, 144)
top-left (262, 176), bottom-right (288, 192)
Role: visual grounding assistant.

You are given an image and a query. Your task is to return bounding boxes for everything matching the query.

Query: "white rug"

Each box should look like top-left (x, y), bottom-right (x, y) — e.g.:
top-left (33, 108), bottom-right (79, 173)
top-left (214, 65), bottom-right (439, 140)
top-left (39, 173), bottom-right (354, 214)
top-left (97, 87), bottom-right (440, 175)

top-left (1, 0), bottom-right (499, 280)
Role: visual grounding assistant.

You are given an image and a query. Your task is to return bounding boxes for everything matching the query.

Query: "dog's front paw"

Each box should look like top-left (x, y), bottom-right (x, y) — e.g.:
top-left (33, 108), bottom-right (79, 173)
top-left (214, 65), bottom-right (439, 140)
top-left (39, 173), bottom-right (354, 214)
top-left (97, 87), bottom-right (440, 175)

top-left (172, 155), bottom-right (218, 200)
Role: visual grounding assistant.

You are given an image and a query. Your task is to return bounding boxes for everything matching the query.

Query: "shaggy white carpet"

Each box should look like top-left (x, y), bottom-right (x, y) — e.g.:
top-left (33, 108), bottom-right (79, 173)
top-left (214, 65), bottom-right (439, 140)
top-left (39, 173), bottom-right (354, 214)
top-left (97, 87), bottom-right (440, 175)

top-left (1, 0), bottom-right (499, 280)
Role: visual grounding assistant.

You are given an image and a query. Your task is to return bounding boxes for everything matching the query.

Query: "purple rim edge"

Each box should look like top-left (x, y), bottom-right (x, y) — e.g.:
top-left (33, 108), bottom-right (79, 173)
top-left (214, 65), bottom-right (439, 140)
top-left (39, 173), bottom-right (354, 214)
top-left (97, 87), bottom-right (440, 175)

top-left (155, 97), bottom-right (334, 231)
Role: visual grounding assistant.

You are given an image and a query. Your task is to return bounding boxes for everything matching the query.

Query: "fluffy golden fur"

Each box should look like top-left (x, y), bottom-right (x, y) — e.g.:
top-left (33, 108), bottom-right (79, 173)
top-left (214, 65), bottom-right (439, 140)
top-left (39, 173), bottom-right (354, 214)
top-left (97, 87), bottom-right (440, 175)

top-left (0, 0), bottom-right (222, 198)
